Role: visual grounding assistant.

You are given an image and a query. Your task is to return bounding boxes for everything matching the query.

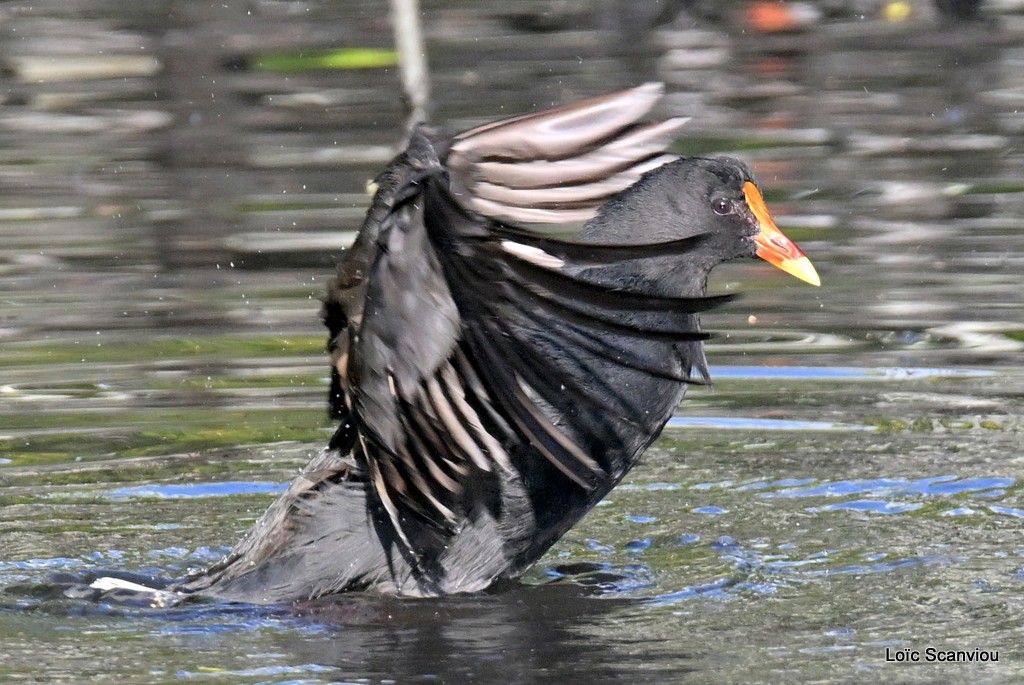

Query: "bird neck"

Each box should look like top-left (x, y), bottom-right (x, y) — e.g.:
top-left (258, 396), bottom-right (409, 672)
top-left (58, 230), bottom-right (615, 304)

top-left (577, 189), bottom-right (716, 299)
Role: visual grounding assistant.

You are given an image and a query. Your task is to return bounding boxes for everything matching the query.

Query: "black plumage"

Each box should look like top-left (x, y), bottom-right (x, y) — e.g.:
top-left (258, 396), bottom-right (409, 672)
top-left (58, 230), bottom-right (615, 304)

top-left (173, 84), bottom-right (818, 602)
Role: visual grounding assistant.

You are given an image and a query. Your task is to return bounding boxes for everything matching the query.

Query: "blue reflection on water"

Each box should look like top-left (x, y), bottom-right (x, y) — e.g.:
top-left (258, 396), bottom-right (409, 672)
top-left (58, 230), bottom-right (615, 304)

top-left (666, 416), bottom-right (873, 431)
top-left (988, 505), bottom-right (1024, 519)
top-left (808, 500), bottom-right (923, 514)
top-left (752, 475), bottom-right (1017, 516)
top-left (802, 555), bottom-right (961, 576)
top-left (0, 557), bottom-right (86, 572)
top-left (646, 576), bottom-right (738, 605)
top-left (646, 543), bottom-right (962, 607)
top-left (709, 365), bottom-right (995, 380)
top-left (107, 481), bottom-right (287, 500)
top-left (763, 476), bottom-right (1014, 500)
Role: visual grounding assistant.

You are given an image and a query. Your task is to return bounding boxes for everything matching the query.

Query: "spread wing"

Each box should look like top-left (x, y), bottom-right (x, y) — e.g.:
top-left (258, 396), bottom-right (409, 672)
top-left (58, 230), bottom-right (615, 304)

top-left (323, 84), bottom-right (728, 565)
top-left (447, 82), bottom-right (689, 224)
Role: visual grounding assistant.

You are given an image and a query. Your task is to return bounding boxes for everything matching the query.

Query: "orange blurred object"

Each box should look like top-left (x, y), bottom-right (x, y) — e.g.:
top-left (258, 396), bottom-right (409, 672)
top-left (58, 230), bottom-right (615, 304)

top-left (744, 2), bottom-right (820, 33)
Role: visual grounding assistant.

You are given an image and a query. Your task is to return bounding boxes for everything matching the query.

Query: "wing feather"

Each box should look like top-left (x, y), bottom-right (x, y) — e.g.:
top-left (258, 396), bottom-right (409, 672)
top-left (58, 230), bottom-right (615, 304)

top-left (472, 120), bottom-right (687, 189)
top-left (469, 154), bottom-right (675, 208)
top-left (425, 375), bottom-right (493, 473)
top-left (439, 362), bottom-right (513, 471)
top-left (447, 83), bottom-right (687, 224)
top-left (450, 83), bottom-right (666, 158)
top-left (327, 85), bottom-right (731, 571)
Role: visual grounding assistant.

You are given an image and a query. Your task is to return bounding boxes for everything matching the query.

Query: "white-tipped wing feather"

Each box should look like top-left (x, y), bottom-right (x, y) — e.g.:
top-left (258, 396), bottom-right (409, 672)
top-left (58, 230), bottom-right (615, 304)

top-left (447, 83), bottom-right (689, 224)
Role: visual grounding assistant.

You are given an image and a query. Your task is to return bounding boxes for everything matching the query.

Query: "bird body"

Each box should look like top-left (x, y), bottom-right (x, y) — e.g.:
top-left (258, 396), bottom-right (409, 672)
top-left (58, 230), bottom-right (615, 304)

top-left (173, 84), bottom-right (818, 603)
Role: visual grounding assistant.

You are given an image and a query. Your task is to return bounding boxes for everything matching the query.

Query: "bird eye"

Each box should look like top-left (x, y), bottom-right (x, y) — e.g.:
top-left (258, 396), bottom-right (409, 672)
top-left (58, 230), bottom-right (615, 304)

top-left (712, 197), bottom-right (733, 215)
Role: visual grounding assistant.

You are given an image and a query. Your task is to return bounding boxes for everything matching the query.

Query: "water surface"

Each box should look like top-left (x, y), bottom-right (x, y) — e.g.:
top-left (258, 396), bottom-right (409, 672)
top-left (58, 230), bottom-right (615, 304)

top-left (2, 2), bottom-right (1024, 683)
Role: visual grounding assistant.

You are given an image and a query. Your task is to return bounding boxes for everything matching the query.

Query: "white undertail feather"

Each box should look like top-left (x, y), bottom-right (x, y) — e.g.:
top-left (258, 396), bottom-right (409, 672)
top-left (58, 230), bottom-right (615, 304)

top-left (89, 577), bottom-right (181, 608)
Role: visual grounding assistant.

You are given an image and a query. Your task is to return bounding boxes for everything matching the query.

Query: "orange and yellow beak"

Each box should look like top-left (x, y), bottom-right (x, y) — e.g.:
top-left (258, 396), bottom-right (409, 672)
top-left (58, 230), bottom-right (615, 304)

top-left (743, 181), bottom-right (820, 287)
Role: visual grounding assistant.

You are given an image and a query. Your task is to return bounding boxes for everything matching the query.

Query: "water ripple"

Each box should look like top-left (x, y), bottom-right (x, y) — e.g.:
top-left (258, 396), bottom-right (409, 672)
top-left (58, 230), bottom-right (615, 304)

top-left (762, 475), bottom-right (1015, 500)
top-left (807, 500), bottom-right (922, 514)
top-left (802, 555), bottom-right (961, 577)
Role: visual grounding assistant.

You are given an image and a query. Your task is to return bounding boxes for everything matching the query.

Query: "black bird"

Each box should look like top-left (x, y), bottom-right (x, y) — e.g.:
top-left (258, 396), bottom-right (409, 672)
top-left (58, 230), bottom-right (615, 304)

top-left (170, 84), bottom-right (819, 603)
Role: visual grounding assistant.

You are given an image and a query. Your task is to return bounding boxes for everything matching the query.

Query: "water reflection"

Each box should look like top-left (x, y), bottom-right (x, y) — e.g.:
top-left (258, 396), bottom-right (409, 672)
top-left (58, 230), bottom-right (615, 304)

top-left (2, 1), bottom-right (1024, 683)
top-left (286, 586), bottom-right (644, 684)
